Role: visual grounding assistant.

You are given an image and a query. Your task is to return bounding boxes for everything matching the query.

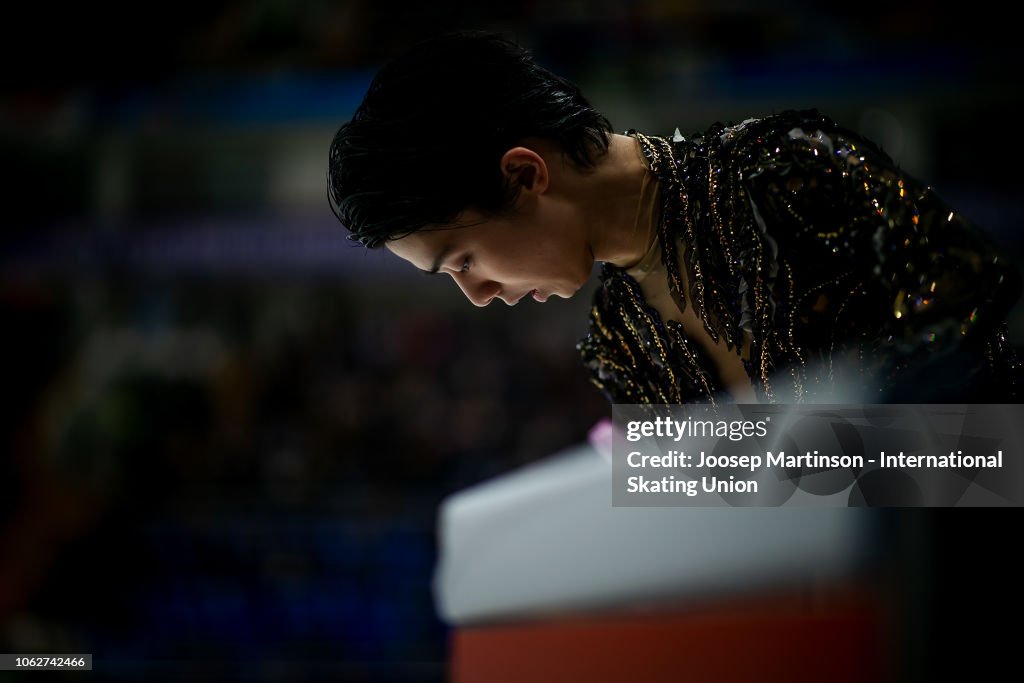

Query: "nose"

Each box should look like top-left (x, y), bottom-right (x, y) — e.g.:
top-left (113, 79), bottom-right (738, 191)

top-left (452, 272), bottom-right (501, 307)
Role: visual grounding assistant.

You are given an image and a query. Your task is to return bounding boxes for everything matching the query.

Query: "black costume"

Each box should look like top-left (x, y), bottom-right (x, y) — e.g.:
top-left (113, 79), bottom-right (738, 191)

top-left (576, 108), bottom-right (1021, 405)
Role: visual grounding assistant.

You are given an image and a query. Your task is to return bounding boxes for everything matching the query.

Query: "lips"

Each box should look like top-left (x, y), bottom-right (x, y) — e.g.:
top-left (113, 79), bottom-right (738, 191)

top-left (505, 289), bottom-right (549, 305)
top-left (504, 291), bottom-right (529, 306)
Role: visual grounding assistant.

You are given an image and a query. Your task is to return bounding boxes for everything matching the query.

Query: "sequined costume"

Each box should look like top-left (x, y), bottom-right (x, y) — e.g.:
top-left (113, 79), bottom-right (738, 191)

top-left (576, 108), bottom-right (1022, 405)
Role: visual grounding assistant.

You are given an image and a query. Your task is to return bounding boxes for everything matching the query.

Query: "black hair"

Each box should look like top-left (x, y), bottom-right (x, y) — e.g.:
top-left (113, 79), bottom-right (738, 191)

top-left (328, 30), bottom-right (614, 249)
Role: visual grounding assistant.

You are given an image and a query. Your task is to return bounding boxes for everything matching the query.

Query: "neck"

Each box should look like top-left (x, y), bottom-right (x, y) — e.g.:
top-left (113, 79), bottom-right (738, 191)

top-left (577, 133), bottom-right (652, 269)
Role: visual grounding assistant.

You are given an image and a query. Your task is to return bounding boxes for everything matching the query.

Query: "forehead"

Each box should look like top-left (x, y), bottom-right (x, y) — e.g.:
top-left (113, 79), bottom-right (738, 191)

top-left (384, 228), bottom-right (454, 272)
top-left (385, 207), bottom-right (499, 267)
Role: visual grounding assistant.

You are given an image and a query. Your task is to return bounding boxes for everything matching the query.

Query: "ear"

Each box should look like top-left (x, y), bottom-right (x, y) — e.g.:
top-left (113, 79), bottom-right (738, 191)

top-left (499, 146), bottom-right (549, 195)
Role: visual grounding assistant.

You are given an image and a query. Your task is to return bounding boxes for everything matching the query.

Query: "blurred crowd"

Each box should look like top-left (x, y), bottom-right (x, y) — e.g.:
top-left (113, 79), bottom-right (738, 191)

top-left (1, 271), bottom-right (607, 679)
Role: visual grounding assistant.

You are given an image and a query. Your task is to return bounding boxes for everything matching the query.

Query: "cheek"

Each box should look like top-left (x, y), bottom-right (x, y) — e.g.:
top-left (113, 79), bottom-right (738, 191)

top-left (517, 230), bottom-right (589, 282)
top-left (542, 234), bottom-right (589, 275)
top-left (542, 244), bottom-right (591, 285)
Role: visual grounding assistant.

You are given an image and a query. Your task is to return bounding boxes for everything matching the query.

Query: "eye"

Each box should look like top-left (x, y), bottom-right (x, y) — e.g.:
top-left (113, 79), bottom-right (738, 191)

top-left (459, 256), bottom-right (471, 273)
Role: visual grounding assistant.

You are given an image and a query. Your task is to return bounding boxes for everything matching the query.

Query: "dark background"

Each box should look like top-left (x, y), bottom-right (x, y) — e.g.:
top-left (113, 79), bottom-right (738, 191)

top-left (2, 1), bottom-right (1022, 681)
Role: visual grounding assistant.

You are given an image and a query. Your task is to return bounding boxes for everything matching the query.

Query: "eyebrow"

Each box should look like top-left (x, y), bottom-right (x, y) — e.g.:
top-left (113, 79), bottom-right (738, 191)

top-left (421, 245), bottom-right (454, 275)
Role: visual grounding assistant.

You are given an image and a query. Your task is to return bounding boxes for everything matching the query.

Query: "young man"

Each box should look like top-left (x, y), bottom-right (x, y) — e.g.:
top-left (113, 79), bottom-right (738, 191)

top-left (329, 30), bottom-right (1021, 405)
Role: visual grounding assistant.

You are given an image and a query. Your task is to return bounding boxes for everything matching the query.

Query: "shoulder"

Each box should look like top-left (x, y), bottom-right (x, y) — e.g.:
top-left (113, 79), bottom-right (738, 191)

top-left (715, 108), bottom-right (837, 139)
top-left (716, 108), bottom-right (893, 167)
top-left (638, 108), bottom-right (872, 184)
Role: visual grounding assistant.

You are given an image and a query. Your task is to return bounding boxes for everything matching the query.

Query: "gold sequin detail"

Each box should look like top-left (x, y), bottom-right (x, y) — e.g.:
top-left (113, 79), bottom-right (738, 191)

top-left (576, 109), bottom-right (1022, 405)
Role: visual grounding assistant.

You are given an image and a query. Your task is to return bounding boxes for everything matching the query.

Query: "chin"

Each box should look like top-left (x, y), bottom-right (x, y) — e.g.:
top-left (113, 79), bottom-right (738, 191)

top-left (567, 278), bottom-right (589, 298)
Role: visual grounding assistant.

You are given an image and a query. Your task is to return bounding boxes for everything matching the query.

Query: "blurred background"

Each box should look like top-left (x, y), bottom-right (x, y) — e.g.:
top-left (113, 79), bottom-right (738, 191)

top-left (2, 1), bottom-right (1022, 681)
